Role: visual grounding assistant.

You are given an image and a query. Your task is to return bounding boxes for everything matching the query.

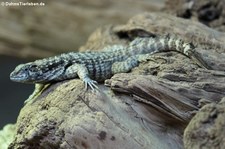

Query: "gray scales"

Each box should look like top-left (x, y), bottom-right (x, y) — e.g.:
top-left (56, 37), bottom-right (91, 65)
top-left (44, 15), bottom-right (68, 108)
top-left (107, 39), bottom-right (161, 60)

top-left (10, 35), bottom-right (208, 103)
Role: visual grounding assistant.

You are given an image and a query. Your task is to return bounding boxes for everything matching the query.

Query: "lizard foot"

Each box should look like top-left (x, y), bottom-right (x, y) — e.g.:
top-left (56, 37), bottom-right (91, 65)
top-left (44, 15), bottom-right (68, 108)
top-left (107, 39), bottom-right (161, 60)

top-left (83, 77), bottom-right (99, 90)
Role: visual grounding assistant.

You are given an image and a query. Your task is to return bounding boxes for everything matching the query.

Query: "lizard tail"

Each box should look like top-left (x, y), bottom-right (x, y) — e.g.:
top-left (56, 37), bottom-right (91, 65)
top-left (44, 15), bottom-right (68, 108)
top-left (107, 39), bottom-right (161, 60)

top-left (129, 35), bottom-right (211, 69)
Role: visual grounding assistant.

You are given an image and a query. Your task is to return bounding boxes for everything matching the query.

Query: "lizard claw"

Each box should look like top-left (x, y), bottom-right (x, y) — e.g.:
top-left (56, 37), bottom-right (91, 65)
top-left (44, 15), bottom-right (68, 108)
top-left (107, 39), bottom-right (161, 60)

top-left (84, 77), bottom-right (99, 91)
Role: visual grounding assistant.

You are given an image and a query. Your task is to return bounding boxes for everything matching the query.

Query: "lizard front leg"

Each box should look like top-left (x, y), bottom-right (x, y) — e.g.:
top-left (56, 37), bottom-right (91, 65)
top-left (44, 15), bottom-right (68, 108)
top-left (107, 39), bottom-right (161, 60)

top-left (65, 63), bottom-right (98, 90)
top-left (24, 83), bottom-right (50, 104)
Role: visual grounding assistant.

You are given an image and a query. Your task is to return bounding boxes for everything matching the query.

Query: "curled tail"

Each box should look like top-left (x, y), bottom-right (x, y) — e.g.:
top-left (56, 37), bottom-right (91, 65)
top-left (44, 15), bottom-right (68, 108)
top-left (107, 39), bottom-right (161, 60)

top-left (129, 35), bottom-right (210, 69)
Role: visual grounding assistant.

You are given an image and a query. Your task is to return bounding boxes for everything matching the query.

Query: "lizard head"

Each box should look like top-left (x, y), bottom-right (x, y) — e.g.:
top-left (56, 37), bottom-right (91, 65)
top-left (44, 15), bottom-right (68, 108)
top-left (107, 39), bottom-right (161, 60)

top-left (10, 60), bottom-right (66, 83)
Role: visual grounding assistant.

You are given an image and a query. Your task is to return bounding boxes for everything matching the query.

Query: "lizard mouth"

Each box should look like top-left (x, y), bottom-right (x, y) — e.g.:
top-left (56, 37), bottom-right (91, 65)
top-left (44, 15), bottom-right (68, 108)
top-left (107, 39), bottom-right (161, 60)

top-left (10, 72), bottom-right (28, 82)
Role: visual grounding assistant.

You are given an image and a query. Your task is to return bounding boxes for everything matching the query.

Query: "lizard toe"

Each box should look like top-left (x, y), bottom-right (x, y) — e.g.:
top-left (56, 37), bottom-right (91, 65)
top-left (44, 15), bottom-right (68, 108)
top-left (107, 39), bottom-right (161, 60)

top-left (83, 78), bottom-right (99, 90)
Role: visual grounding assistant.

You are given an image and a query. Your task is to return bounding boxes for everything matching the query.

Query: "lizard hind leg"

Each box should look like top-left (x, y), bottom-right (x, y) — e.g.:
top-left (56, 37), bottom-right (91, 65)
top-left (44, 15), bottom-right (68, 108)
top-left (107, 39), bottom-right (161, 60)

top-left (111, 56), bottom-right (139, 74)
top-left (111, 54), bottom-right (159, 75)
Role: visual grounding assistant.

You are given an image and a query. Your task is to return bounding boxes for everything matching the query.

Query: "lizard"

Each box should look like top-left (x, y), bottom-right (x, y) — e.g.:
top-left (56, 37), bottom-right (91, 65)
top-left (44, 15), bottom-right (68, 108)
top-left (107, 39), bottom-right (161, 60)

top-left (10, 35), bottom-right (209, 103)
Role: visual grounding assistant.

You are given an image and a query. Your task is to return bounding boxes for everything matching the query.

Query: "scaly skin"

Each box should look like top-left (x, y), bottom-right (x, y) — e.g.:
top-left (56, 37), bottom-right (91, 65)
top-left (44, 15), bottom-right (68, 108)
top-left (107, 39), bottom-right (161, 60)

top-left (10, 35), bottom-right (208, 103)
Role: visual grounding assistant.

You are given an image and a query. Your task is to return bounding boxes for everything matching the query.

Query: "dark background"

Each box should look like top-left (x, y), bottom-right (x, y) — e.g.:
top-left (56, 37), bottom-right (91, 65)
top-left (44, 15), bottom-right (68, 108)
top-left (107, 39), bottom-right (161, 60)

top-left (0, 56), bottom-right (33, 128)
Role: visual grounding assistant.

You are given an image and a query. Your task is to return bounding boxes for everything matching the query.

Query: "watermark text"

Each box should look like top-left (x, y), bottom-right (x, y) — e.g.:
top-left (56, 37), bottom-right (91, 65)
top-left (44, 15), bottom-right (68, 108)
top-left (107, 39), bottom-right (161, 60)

top-left (1, 1), bottom-right (45, 7)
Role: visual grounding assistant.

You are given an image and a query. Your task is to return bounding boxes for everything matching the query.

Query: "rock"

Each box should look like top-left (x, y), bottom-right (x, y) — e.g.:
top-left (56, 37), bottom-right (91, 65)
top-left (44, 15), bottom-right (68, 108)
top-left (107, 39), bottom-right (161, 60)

top-left (9, 80), bottom-right (184, 149)
top-left (184, 98), bottom-right (225, 149)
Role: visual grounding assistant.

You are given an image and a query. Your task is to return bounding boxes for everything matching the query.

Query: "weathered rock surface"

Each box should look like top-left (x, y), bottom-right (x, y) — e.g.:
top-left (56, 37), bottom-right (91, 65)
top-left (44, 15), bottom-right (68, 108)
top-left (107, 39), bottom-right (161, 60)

top-left (184, 98), bottom-right (225, 149)
top-left (8, 12), bottom-right (225, 149)
top-left (9, 80), bottom-right (185, 149)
